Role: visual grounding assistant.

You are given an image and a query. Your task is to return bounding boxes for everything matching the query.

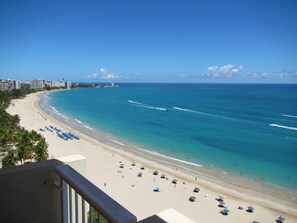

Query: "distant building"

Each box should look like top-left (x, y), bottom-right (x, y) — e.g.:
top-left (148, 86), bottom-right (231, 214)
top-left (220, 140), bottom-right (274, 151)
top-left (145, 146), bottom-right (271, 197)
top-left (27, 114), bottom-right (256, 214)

top-left (66, 81), bottom-right (71, 89)
top-left (0, 80), bottom-right (12, 91)
top-left (50, 79), bottom-right (69, 89)
top-left (30, 80), bottom-right (45, 90)
top-left (12, 80), bottom-right (21, 90)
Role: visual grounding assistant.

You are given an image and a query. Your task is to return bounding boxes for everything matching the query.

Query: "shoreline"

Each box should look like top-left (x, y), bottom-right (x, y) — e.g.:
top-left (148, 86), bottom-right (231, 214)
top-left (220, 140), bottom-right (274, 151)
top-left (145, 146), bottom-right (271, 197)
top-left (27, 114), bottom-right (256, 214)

top-left (7, 90), bottom-right (297, 222)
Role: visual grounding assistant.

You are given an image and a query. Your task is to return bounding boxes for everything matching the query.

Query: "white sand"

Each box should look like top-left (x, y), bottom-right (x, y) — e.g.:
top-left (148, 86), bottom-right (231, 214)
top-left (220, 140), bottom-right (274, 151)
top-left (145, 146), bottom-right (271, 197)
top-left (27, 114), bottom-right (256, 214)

top-left (6, 91), bottom-right (297, 222)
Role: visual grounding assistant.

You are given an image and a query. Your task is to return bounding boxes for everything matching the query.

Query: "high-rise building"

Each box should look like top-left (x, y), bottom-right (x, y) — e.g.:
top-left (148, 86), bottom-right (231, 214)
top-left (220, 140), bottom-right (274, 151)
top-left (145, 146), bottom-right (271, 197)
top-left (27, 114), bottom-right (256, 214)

top-left (30, 80), bottom-right (45, 90)
top-left (0, 80), bottom-right (12, 91)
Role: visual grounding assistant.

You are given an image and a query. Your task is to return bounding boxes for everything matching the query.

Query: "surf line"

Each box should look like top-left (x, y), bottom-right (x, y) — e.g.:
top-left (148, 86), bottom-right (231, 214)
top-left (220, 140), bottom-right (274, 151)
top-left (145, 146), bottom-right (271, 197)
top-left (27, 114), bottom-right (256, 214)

top-left (269, 123), bottom-right (297, 131)
top-left (127, 100), bottom-right (167, 111)
top-left (282, 114), bottom-right (297, 119)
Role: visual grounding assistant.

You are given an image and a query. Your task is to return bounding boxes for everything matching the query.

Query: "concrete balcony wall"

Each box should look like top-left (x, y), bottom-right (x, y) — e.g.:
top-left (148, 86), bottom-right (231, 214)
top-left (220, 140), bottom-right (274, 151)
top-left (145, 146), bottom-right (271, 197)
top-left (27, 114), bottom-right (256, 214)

top-left (0, 159), bottom-right (64, 223)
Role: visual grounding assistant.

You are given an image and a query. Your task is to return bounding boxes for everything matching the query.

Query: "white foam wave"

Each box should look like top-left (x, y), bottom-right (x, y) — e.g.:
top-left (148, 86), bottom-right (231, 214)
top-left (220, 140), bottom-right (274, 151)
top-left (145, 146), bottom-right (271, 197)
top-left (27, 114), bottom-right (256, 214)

top-left (50, 106), bottom-right (68, 119)
top-left (282, 114), bottom-right (297, 119)
top-left (75, 119), bottom-right (83, 124)
top-left (110, 140), bottom-right (125, 146)
top-left (138, 105), bottom-right (166, 111)
top-left (83, 125), bottom-right (93, 130)
top-left (128, 100), bottom-right (166, 111)
top-left (270, 124), bottom-right (297, 131)
top-left (173, 106), bottom-right (209, 116)
top-left (128, 100), bottom-right (143, 105)
top-left (52, 107), bottom-right (59, 113)
top-left (136, 147), bottom-right (202, 167)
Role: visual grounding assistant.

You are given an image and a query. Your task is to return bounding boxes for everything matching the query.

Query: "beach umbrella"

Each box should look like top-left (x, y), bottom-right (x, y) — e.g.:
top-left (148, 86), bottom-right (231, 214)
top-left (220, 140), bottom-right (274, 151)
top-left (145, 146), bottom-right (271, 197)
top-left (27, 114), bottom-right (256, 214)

top-left (216, 196), bottom-right (224, 201)
top-left (221, 208), bottom-right (230, 215)
top-left (153, 187), bottom-right (160, 192)
top-left (153, 171), bottom-right (159, 175)
top-left (193, 187), bottom-right (200, 193)
top-left (247, 206), bottom-right (255, 213)
top-left (218, 201), bottom-right (225, 207)
top-left (278, 216), bottom-right (286, 222)
top-left (160, 174), bottom-right (166, 179)
top-left (172, 179), bottom-right (178, 184)
top-left (189, 196), bottom-right (196, 202)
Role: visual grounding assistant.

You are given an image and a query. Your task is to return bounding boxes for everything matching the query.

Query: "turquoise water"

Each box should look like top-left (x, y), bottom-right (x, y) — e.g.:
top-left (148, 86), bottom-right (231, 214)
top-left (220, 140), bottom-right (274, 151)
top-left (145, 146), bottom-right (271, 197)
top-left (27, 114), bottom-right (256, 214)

top-left (47, 84), bottom-right (297, 189)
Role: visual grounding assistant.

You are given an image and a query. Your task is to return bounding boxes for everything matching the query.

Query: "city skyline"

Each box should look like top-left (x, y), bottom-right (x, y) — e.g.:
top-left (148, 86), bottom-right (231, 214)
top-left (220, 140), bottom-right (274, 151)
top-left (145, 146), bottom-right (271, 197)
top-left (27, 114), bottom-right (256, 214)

top-left (0, 0), bottom-right (297, 83)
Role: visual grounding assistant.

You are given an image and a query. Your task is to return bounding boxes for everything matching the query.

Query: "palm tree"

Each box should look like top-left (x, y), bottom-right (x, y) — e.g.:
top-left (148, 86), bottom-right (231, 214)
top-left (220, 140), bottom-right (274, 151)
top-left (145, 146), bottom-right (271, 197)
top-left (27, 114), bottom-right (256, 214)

top-left (34, 138), bottom-right (48, 161)
top-left (1, 150), bottom-right (18, 167)
top-left (17, 130), bottom-right (34, 163)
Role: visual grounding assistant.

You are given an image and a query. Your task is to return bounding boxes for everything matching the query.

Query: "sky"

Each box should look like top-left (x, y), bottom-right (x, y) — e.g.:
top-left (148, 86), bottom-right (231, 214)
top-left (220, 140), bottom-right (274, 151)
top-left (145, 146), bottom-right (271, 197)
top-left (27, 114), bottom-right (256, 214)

top-left (0, 0), bottom-right (297, 83)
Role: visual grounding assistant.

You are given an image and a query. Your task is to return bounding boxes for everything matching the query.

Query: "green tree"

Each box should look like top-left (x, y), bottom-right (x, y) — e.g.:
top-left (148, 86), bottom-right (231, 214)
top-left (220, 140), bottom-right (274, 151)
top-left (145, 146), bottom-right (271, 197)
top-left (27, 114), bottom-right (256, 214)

top-left (0, 89), bottom-right (49, 168)
top-left (87, 210), bottom-right (108, 223)
top-left (1, 149), bottom-right (18, 167)
top-left (34, 138), bottom-right (48, 161)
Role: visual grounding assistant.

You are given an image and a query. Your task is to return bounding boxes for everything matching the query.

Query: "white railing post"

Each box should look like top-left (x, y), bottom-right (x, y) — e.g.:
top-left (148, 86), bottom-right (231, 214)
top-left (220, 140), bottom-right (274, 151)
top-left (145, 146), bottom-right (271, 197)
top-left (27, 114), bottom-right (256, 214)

top-left (61, 180), bottom-right (69, 223)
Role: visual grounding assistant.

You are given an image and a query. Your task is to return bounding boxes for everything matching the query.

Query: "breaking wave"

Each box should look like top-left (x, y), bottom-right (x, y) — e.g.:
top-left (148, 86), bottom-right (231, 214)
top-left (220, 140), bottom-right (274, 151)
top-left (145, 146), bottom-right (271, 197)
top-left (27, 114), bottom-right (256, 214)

top-left (282, 114), bottom-right (297, 119)
top-left (75, 119), bottom-right (83, 124)
top-left (270, 124), bottom-right (297, 131)
top-left (128, 100), bottom-right (166, 111)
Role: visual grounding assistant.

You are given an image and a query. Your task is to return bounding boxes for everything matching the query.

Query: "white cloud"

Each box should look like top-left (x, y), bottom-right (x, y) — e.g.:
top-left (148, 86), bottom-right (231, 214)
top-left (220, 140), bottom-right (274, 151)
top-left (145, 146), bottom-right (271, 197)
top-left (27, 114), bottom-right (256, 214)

top-left (86, 68), bottom-right (119, 80)
top-left (100, 68), bottom-right (108, 73)
top-left (178, 73), bottom-right (189, 78)
top-left (207, 66), bottom-right (219, 72)
top-left (99, 67), bottom-right (119, 79)
top-left (205, 64), bottom-right (245, 77)
top-left (86, 73), bottom-right (98, 79)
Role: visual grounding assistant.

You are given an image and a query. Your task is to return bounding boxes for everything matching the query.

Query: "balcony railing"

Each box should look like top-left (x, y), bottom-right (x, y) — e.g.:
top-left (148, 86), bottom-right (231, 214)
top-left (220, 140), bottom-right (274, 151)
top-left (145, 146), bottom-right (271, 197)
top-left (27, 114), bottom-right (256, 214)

top-left (55, 164), bottom-right (137, 223)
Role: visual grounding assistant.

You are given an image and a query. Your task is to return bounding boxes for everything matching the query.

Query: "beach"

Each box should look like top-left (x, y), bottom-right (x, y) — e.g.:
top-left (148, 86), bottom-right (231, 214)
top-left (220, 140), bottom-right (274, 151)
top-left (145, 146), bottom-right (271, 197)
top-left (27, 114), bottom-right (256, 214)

top-left (6, 91), bottom-right (297, 223)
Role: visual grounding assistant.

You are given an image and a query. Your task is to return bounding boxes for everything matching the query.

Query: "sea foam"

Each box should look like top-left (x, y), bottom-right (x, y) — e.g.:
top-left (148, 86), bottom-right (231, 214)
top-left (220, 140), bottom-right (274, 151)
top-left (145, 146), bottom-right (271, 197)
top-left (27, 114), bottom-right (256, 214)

top-left (270, 123), bottom-right (297, 131)
top-left (128, 100), bottom-right (166, 111)
top-left (282, 114), bottom-right (297, 119)
top-left (83, 125), bottom-right (93, 130)
top-left (75, 119), bottom-right (83, 124)
top-left (136, 147), bottom-right (202, 167)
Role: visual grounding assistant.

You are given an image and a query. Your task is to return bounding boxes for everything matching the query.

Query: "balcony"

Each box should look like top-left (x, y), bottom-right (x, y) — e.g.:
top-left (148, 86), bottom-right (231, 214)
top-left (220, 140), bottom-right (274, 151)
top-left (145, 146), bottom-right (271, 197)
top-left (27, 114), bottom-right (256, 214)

top-left (0, 159), bottom-right (137, 223)
top-left (0, 158), bottom-right (195, 223)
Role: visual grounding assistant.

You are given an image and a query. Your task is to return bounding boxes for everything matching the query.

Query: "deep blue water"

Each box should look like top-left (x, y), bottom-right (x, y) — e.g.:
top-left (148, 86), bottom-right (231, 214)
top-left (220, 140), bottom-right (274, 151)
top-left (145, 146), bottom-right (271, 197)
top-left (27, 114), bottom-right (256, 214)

top-left (48, 84), bottom-right (297, 189)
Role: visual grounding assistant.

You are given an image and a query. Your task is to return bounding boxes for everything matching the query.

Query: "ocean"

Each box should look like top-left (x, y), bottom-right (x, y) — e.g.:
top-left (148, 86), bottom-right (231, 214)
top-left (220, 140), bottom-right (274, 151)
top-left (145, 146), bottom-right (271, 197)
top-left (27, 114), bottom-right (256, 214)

top-left (41, 84), bottom-right (297, 190)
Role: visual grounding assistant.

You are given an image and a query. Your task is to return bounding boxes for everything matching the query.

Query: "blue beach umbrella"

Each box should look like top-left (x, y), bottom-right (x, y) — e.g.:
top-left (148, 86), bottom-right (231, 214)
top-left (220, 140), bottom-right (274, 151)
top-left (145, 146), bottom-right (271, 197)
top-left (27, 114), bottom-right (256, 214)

top-left (153, 187), bottom-right (160, 192)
